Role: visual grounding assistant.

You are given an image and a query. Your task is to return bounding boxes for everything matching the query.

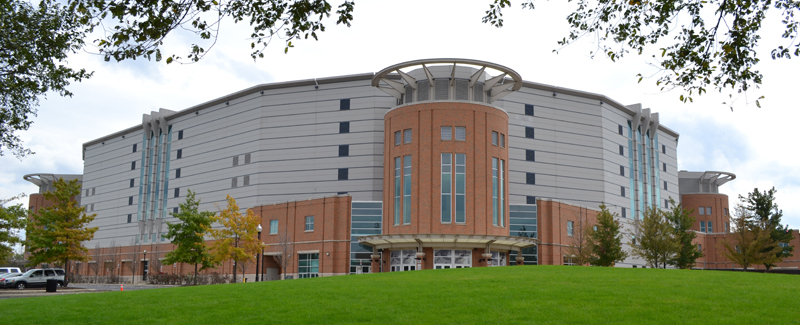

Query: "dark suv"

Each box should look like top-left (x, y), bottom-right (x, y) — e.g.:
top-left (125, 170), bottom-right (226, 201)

top-left (2, 268), bottom-right (66, 289)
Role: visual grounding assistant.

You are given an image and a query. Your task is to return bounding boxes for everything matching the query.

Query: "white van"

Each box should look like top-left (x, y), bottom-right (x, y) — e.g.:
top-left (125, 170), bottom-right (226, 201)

top-left (0, 267), bottom-right (22, 274)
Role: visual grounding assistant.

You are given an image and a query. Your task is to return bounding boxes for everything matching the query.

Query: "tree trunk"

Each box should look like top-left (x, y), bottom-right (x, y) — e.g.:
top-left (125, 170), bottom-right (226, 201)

top-left (233, 260), bottom-right (237, 283)
top-left (194, 263), bottom-right (198, 285)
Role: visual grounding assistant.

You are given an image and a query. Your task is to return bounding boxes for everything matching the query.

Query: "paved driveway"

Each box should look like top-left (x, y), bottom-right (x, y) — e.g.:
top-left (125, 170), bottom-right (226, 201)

top-left (0, 283), bottom-right (179, 299)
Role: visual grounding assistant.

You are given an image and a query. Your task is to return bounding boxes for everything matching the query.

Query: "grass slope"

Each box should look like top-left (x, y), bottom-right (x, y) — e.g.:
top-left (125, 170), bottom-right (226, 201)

top-left (1, 266), bottom-right (798, 324)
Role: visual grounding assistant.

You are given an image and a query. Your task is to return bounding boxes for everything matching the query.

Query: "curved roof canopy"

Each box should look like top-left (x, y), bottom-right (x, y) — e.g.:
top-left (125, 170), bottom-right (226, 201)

top-left (358, 233), bottom-right (537, 251)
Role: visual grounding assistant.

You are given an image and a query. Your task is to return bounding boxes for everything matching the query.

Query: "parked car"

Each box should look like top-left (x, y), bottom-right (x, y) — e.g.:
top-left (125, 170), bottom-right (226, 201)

top-left (2, 268), bottom-right (66, 289)
top-left (0, 267), bottom-right (21, 274)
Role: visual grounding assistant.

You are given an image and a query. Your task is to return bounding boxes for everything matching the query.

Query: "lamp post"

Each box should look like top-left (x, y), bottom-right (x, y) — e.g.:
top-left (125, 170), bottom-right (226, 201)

top-left (143, 250), bottom-right (147, 282)
top-left (256, 224), bottom-right (262, 282)
top-left (261, 241), bottom-right (265, 281)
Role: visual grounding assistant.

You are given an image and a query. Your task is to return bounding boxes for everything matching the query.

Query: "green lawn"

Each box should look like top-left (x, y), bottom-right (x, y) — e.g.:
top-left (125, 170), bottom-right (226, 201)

top-left (2, 266), bottom-right (798, 324)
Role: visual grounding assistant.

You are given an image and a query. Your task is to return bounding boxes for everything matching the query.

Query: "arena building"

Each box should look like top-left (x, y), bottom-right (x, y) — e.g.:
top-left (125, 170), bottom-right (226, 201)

top-left (27, 58), bottom-right (744, 281)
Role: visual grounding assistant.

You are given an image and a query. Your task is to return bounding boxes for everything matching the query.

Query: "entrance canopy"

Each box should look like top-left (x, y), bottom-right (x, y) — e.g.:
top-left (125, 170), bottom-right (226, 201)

top-left (358, 234), bottom-right (537, 251)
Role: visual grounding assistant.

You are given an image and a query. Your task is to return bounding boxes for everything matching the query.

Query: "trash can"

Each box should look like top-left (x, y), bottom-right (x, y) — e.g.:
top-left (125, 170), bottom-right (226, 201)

top-left (46, 279), bottom-right (58, 292)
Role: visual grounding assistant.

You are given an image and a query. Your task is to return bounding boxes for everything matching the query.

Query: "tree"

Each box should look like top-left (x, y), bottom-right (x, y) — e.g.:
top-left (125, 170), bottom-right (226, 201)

top-left (630, 207), bottom-right (680, 269)
top-left (566, 210), bottom-right (594, 266)
top-left (721, 203), bottom-right (782, 270)
top-left (207, 195), bottom-right (262, 283)
top-left (663, 198), bottom-right (703, 269)
top-left (0, 193), bottom-right (28, 263)
top-left (273, 229), bottom-right (293, 280)
top-left (125, 238), bottom-right (139, 284)
top-left (587, 203), bottom-right (628, 267)
top-left (25, 178), bottom-right (98, 272)
top-left (483, 0), bottom-right (800, 107)
top-left (0, 0), bottom-right (92, 157)
top-left (741, 187), bottom-right (794, 271)
top-left (91, 243), bottom-right (101, 282)
top-left (163, 189), bottom-right (216, 285)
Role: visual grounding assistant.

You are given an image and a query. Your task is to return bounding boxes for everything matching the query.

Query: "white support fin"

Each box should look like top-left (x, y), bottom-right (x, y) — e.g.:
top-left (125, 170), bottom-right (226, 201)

top-left (377, 86), bottom-right (403, 99)
top-left (397, 70), bottom-right (417, 89)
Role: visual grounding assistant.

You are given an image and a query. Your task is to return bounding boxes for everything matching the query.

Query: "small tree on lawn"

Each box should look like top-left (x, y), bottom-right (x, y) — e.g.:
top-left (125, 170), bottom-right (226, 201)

top-left (721, 203), bottom-right (782, 270)
top-left (162, 189), bottom-right (216, 285)
top-left (741, 187), bottom-right (794, 271)
top-left (663, 198), bottom-right (703, 269)
top-left (207, 195), bottom-right (261, 283)
top-left (25, 178), bottom-right (98, 274)
top-left (566, 209), bottom-right (594, 266)
top-left (0, 193), bottom-right (28, 264)
top-left (630, 207), bottom-right (679, 269)
top-left (587, 203), bottom-right (628, 267)
top-left (91, 243), bottom-right (101, 282)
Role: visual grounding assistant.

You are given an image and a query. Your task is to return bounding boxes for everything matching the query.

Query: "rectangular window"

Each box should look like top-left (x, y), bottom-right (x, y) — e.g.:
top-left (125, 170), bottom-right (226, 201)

top-left (662, 162), bottom-right (667, 172)
top-left (86, 189), bottom-right (89, 197)
top-left (403, 155), bottom-right (412, 224)
top-left (455, 153), bottom-right (466, 223)
top-left (90, 203), bottom-right (94, 212)
top-left (698, 244), bottom-right (702, 251)
top-left (662, 144), bottom-right (666, 154)
top-left (699, 207), bottom-right (705, 215)
top-left (725, 222), bottom-right (730, 233)
top-left (133, 144), bottom-right (137, 153)
top-left (244, 153), bottom-right (251, 164)
top-left (178, 130), bottom-right (183, 140)
top-left (243, 175), bottom-right (249, 186)
top-left (700, 221), bottom-right (706, 233)
top-left (174, 188), bottom-right (179, 198)
top-left (340, 98), bottom-right (350, 110)
top-left (500, 134), bottom-right (505, 148)
top-left (567, 221), bottom-right (574, 237)
top-left (173, 207), bottom-right (178, 214)
top-left (526, 173), bottom-right (535, 185)
top-left (525, 127), bottom-right (535, 139)
top-left (231, 177), bottom-right (238, 188)
top-left (618, 125), bottom-right (623, 135)
top-left (619, 145), bottom-right (624, 156)
top-left (130, 179), bottom-right (135, 187)
top-left (395, 157), bottom-right (401, 225)
top-left (500, 159), bottom-right (505, 227)
top-left (620, 166), bottom-right (625, 176)
top-left (233, 156), bottom-right (239, 166)
top-left (664, 181), bottom-right (668, 190)
top-left (492, 158), bottom-right (499, 226)
top-left (622, 207), bottom-right (627, 219)
top-left (491, 131), bottom-right (498, 146)
top-left (708, 221), bottom-right (713, 233)
top-left (92, 187), bottom-right (95, 195)
top-left (177, 149), bottom-right (182, 159)
top-left (339, 145), bottom-right (349, 157)
top-left (175, 168), bottom-right (181, 178)
top-left (127, 214), bottom-right (132, 223)
top-left (395, 131), bottom-right (401, 146)
top-left (526, 150), bottom-right (535, 162)
top-left (724, 208), bottom-right (729, 216)
top-left (621, 186), bottom-right (626, 197)
top-left (128, 196), bottom-right (133, 205)
top-left (131, 161), bottom-right (136, 170)
top-left (441, 153), bottom-right (452, 223)
top-left (526, 196), bottom-right (536, 205)
top-left (455, 127), bottom-right (466, 141)
top-left (441, 127), bottom-right (452, 140)
top-left (525, 104), bottom-right (534, 116)
top-left (707, 207), bottom-right (712, 215)
top-left (664, 199), bottom-right (669, 209)
top-left (270, 220), bottom-right (278, 234)
top-left (339, 121), bottom-right (350, 133)
top-left (404, 129), bottom-right (412, 144)
top-left (298, 253), bottom-right (320, 278)
top-left (305, 216), bottom-right (314, 231)
top-left (338, 168), bottom-right (349, 180)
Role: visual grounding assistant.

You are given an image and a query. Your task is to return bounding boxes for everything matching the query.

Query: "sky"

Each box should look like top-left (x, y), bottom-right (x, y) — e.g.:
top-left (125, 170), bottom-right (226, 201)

top-left (2, 1), bottom-right (799, 228)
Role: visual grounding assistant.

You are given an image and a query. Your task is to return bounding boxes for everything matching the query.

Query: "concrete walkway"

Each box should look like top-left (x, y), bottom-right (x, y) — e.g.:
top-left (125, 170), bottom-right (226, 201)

top-left (0, 283), bottom-right (178, 300)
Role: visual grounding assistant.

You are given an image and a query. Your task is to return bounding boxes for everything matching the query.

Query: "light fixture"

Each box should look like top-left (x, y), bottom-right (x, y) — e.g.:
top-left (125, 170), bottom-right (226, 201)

top-left (552, 92), bottom-right (557, 97)
top-left (260, 90), bottom-right (264, 95)
top-left (226, 101), bottom-right (229, 105)
top-left (257, 224), bottom-right (262, 232)
top-left (326, 252), bottom-right (330, 256)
